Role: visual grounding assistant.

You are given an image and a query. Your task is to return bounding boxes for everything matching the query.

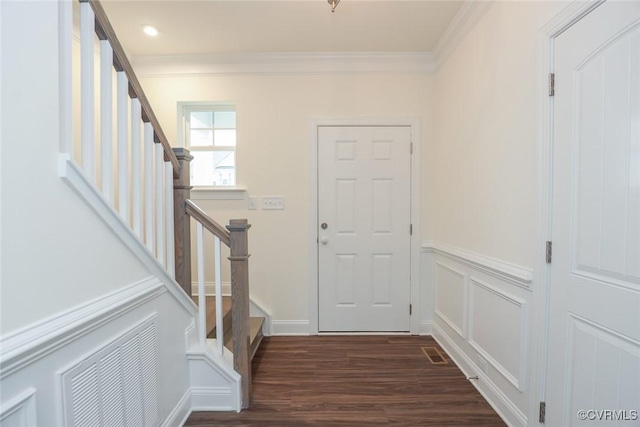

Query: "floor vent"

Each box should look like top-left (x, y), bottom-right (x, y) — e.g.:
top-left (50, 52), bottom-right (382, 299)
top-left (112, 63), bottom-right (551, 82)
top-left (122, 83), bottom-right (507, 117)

top-left (421, 346), bottom-right (448, 365)
top-left (61, 315), bottom-right (160, 427)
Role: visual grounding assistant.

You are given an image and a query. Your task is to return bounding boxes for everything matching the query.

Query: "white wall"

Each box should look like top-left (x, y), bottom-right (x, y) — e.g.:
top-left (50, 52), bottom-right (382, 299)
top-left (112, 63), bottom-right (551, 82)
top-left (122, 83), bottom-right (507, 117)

top-left (1, 4), bottom-right (197, 424)
top-left (431, 2), bottom-right (568, 426)
top-left (138, 71), bottom-right (435, 325)
top-left (434, 1), bottom-right (567, 268)
top-left (0, 1), bottom-right (152, 335)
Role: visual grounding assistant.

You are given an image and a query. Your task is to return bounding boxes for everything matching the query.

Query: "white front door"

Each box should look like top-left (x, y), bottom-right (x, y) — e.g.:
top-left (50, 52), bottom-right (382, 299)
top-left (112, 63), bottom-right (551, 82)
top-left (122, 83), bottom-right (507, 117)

top-left (318, 126), bottom-right (411, 332)
top-left (546, 2), bottom-right (640, 425)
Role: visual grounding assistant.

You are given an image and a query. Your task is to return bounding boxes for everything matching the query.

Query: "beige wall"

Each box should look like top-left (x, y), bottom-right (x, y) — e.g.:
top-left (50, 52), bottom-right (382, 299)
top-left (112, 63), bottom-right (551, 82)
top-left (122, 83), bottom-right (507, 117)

top-left (139, 73), bottom-right (434, 322)
top-left (433, 1), bottom-right (568, 268)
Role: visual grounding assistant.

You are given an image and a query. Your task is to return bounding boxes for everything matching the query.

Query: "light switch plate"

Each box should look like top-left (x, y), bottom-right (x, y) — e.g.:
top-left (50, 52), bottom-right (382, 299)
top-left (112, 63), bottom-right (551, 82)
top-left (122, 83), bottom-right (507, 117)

top-left (262, 196), bottom-right (285, 210)
top-left (248, 196), bottom-right (258, 210)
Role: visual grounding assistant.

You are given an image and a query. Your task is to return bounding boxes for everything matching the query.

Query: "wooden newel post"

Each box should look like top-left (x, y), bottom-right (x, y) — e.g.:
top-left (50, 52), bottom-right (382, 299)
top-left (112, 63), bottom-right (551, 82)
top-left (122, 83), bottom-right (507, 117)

top-left (173, 147), bottom-right (193, 296)
top-left (227, 218), bottom-right (252, 409)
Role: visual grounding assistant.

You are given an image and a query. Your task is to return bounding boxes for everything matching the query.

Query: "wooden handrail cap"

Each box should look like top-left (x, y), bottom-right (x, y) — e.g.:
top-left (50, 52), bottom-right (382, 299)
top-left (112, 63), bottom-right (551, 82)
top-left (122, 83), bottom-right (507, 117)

top-left (173, 147), bottom-right (194, 162)
top-left (227, 219), bottom-right (251, 231)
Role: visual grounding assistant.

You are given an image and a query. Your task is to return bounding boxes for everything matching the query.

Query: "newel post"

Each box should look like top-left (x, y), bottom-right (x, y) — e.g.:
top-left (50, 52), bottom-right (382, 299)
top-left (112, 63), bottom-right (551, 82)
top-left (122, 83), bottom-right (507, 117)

top-left (173, 147), bottom-right (193, 296)
top-left (227, 219), bottom-right (252, 408)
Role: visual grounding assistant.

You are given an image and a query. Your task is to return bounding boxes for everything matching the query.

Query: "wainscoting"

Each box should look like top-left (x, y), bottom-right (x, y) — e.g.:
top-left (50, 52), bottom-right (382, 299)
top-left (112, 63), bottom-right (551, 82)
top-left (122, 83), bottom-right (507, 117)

top-left (0, 277), bottom-right (195, 427)
top-left (423, 242), bottom-right (533, 427)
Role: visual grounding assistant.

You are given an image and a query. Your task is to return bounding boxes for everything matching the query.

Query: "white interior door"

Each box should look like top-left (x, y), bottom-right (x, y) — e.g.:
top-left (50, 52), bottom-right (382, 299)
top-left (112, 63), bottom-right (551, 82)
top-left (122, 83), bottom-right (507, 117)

top-left (318, 126), bottom-right (411, 332)
top-left (546, 2), bottom-right (640, 425)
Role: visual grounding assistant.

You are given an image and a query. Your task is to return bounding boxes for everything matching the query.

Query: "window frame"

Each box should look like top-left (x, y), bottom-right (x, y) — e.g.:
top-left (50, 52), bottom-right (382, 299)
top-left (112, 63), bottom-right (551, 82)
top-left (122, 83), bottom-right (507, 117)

top-left (178, 102), bottom-right (245, 199)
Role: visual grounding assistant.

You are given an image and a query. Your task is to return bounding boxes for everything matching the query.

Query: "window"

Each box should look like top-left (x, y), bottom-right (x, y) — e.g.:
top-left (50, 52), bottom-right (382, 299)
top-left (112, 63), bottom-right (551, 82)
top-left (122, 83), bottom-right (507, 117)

top-left (183, 105), bottom-right (236, 187)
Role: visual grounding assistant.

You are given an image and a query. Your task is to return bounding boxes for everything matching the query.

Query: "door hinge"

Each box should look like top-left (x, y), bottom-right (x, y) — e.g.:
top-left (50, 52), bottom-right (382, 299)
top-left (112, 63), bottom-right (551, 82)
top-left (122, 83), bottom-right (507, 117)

top-left (410, 142), bottom-right (414, 155)
top-left (410, 304), bottom-right (412, 315)
top-left (546, 241), bottom-right (552, 263)
top-left (410, 224), bottom-right (413, 235)
top-left (539, 401), bottom-right (546, 423)
top-left (548, 73), bottom-right (555, 96)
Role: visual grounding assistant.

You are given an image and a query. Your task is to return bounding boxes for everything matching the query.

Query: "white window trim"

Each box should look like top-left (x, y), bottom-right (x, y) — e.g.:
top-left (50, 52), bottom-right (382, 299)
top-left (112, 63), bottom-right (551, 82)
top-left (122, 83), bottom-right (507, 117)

top-left (177, 101), bottom-right (246, 200)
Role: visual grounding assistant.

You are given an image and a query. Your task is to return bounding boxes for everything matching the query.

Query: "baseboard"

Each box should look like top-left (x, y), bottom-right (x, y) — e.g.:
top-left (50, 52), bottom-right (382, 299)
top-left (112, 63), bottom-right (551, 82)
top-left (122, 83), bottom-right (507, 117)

top-left (433, 323), bottom-right (527, 427)
top-left (161, 390), bottom-right (192, 427)
top-left (190, 387), bottom-right (240, 412)
top-left (419, 320), bottom-right (433, 336)
top-left (191, 282), bottom-right (232, 296)
top-left (0, 276), bottom-right (165, 380)
top-left (271, 320), bottom-right (310, 336)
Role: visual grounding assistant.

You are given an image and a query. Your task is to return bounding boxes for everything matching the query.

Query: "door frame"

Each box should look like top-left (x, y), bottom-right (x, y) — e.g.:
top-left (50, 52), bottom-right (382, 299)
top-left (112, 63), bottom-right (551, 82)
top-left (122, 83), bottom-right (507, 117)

top-left (530, 1), bottom-right (606, 424)
top-left (308, 118), bottom-right (422, 335)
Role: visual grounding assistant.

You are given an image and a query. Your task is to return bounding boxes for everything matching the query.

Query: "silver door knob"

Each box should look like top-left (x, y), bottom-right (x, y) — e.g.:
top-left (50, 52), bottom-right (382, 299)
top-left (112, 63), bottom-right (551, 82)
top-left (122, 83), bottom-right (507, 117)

top-left (320, 237), bottom-right (329, 245)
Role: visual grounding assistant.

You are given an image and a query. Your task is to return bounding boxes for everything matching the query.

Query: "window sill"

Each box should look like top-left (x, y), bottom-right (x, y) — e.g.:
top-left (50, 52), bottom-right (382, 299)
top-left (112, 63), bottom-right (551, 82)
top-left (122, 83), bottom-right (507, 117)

top-left (191, 187), bottom-right (247, 200)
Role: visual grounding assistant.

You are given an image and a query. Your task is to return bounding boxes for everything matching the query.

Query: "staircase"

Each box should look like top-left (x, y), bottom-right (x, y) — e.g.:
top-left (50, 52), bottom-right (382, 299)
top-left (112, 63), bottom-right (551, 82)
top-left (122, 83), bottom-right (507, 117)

top-left (194, 296), bottom-right (265, 360)
top-left (65, 0), bottom-right (265, 412)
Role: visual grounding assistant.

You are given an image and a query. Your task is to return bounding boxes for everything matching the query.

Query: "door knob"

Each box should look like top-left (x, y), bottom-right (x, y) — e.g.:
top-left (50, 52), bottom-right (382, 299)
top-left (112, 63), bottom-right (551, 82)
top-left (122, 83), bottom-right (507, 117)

top-left (320, 237), bottom-right (329, 245)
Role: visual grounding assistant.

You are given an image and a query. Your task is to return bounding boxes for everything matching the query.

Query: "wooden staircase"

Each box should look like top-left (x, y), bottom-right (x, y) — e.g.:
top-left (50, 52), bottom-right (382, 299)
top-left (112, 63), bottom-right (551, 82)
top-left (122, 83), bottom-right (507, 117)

top-left (193, 296), bottom-right (265, 360)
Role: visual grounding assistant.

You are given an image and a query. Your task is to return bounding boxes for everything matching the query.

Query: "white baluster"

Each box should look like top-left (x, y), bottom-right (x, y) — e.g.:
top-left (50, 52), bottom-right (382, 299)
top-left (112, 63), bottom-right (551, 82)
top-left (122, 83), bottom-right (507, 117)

top-left (59, 0), bottom-right (73, 154)
top-left (117, 71), bottom-right (129, 224)
top-left (131, 99), bottom-right (142, 237)
top-left (196, 222), bottom-right (206, 348)
top-left (80, 2), bottom-right (95, 181)
top-left (214, 236), bottom-right (223, 356)
top-left (144, 123), bottom-right (155, 253)
top-left (155, 143), bottom-right (165, 266)
top-left (100, 41), bottom-right (113, 203)
top-left (165, 162), bottom-right (175, 277)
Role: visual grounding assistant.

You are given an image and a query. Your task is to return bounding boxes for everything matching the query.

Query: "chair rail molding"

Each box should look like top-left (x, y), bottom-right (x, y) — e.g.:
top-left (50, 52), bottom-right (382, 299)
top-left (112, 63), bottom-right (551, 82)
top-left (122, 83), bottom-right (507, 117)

top-left (0, 277), bottom-right (164, 380)
top-left (423, 241), bottom-right (533, 289)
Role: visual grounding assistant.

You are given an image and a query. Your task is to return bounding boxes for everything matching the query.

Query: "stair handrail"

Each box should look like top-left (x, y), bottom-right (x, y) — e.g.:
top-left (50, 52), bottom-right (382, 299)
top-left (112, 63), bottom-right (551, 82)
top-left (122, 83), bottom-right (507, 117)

top-left (82, 0), bottom-right (180, 178)
top-left (71, 0), bottom-right (253, 408)
top-left (185, 200), bottom-right (231, 246)
top-left (184, 200), bottom-right (253, 409)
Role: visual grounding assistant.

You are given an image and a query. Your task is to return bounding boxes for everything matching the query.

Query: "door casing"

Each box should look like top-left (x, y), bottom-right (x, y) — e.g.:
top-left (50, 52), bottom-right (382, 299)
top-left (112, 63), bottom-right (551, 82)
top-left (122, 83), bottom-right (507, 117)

top-left (308, 118), bottom-right (422, 335)
top-left (531, 1), bottom-right (607, 424)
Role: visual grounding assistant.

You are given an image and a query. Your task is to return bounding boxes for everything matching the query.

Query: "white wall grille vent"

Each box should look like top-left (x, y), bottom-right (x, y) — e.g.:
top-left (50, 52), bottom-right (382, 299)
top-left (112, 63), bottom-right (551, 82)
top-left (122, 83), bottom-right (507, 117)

top-left (61, 315), bottom-right (161, 427)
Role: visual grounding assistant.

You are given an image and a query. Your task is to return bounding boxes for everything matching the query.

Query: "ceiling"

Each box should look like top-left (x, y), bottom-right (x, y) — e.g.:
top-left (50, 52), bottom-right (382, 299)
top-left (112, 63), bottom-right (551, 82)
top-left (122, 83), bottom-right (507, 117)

top-left (100, 1), bottom-right (465, 57)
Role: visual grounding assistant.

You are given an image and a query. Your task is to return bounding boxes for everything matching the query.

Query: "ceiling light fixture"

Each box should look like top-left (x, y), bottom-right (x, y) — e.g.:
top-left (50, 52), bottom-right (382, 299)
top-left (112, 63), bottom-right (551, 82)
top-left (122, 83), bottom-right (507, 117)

top-left (143, 25), bottom-right (159, 37)
top-left (328, 0), bottom-right (340, 13)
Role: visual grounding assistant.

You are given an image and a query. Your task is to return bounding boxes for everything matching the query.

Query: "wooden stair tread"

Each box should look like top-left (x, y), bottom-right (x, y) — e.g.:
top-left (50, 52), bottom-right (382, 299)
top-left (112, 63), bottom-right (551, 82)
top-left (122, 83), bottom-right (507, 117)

top-left (191, 296), bottom-right (232, 336)
top-left (224, 317), bottom-right (265, 360)
top-left (192, 296), bottom-right (265, 361)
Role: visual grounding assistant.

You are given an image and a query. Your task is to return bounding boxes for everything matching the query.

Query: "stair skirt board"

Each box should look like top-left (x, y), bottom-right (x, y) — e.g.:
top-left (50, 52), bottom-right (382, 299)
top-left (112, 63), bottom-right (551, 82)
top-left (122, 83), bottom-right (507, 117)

top-left (186, 350), bottom-right (241, 412)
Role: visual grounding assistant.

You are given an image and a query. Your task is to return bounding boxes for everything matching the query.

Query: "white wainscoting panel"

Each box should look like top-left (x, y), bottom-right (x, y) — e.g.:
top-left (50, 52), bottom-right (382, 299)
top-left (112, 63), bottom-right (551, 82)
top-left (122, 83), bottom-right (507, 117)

top-left (425, 242), bottom-right (532, 427)
top-left (434, 262), bottom-right (467, 339)
top-left (0, 389), bottom-right (37, 427)
top-left (0, 277), bottom-right (196, 427)
top-left (468, 278), bottom-right (528, 391)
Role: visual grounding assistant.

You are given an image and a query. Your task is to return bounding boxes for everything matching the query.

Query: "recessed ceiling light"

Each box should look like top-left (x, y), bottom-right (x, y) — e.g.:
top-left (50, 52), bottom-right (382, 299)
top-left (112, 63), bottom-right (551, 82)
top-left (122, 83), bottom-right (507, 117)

top-left (143, 25), bottom-right (159, 37)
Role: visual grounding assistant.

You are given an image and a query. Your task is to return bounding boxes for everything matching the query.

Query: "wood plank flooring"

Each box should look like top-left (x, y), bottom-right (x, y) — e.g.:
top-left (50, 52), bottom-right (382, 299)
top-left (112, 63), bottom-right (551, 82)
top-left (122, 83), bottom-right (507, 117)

top-left (185, 336), bottom-right (506, 426)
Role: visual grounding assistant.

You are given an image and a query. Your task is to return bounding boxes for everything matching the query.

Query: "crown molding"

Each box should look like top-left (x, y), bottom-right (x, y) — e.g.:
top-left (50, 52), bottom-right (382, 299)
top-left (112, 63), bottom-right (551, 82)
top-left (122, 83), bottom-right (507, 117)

top-left (131, 52), bottom-right (436, 77)
top-left (432, 0), bottom-right (495, 70)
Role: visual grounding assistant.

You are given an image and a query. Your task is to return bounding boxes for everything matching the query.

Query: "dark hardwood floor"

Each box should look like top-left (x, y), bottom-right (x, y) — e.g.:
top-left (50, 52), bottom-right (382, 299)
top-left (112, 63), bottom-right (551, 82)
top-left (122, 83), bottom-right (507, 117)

top-left (185, 336), bottom-right (506, 426)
